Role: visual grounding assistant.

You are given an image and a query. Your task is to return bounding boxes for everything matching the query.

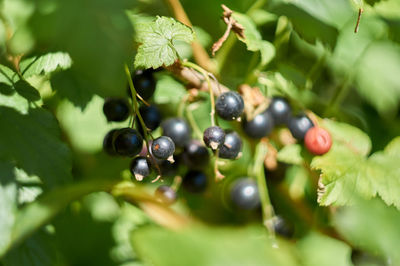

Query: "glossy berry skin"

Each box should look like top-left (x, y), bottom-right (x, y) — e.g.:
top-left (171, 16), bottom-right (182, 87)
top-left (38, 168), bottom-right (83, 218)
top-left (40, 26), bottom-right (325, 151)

top-left (304, 127), bottom-right (332, 155)
top-left (268, 97), bottom-right (292, 125)
top-left (113, 128), bottom-right (143, 157)
top-left (230, 178), bottom-right (260, 210)
top-left (103, 129), bottom-right (119, 155)
top-left (219, 130), bottom-right (242, 159)
top-left (182, 140), bottom-right (210, 170)
top-left (130, 156), bottom-right (151, 181)
top-left (287, 114), bottom-right (314, 140)
top-left (242, 110), bottom-right (274, 139)
top-left (131, 70), bottom-right (156, 100)
top-left (215, 91), bottom-right (245, 120)
top-left (274, 216), bottom-right (294, 238)
top-left (137, 105), bottom-right (162, 134)
top-left (155, 185), bottom-right (177, 205)
top-left (183, 170), bottom-right (207, 193)
top-left (151, 136), bottom-right (175, 160)
top-left (103, 98), bottom-right (130, 122)
top-left (203, 126), bottom-right (225, 150)
top-left (161, 118), bottom-right (191, 148)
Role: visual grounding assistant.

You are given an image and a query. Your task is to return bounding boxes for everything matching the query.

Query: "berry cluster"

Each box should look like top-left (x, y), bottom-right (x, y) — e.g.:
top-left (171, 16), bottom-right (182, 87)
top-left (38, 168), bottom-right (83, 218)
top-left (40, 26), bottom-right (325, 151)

top-left (101, 68), bottom-right (332, 213)
top-left (241, 97), bottom-right (332, 155)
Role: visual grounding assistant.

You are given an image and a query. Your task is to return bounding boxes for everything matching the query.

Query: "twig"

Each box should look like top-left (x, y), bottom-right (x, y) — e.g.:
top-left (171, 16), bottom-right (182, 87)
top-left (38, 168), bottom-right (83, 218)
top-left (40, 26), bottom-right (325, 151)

top-left (354, 8), bottom-right (363, 33)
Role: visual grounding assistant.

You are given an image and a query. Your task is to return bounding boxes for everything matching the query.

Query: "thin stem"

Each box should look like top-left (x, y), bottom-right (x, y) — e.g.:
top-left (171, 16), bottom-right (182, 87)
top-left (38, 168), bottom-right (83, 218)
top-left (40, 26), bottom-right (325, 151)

top-left (125, 64), bottom-right (162, 179)
top-left (171, 176), bottom-right (182, 191)
top-left (182, 61), bottom-right (216, 127)
top-left (186, 103), bottom-right (203, 140)
top-left (252, 139), bottom-right (276, 243)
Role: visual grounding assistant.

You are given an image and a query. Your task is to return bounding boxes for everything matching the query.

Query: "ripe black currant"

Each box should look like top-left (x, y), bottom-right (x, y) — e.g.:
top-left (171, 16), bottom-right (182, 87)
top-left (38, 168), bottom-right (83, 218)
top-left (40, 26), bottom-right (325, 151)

top-left (273, 216), bottom-right (294, 238)
top-left (137, 105), bottom-right (162, 134)
top-left (182, 140), bottom-right (210, 170)
top-left (183, 170), bottom-right (207, 193)
top-left (155, 185), bottom-right (177, 205)
top-left (103, 98), bottom-right (130, 122)
top-left (113, 128), bottom-right (143, 157)
top-left (242, 110), bottom-right (274, 139)
top-left (203, 126), bottom-right (225, 150)
top-left (161, 118), bottom-right (191, 148)
top-left (287, 114), bottom-right (314, 140)
top-left (230, 178), bottom-right (260, 210)
top-left (215, 91), bottom-right (244, 120)
top-left (103, 129), bottom-right (119, 155)
top-left (130, 156), bottom-right (151, 181)
top-left (219, 130), bottom-right (242, 159)
top-left (130, 69), bottom-right (156, 100)
top-left (151, 136), bottom-right (175, 161)
top-left (268, 97), bottom-right (292, 125)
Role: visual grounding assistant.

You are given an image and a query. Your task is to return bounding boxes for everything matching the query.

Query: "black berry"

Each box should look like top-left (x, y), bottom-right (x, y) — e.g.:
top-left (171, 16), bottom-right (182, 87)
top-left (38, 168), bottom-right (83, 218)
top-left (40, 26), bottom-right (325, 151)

top-left (242, 110), bottom-right (274, 139)
top-left (161, 118), bottom-right (191, 148)
top-left (287, 114), bottom-right (314, 140)
top-left (130, 69), bottom-right (156, 100)
top-left (137, 105), bottom-right (162, 134)
top-left (155, 185), bottom-right (177, 205)
top-left (151, 136), bottom-right (175, 160)
top-left (215, 91), bottom-right (244, 120)
top-left (273, 216), bottom-right (294, 238)
top-left (183, 170), bottom-right (207, 193)
top-left (130, 156), bottom-right (151, 181)
top-left (182, 140), bottom-right (210, 170)
top-left (203, 126), bottom-right (225, 150)
top-left (103, 98), bottom-right (130, 122)
top-left (268, 97), bottom-right (292, 125)
top-left (113, 128), bottom-right (143, 157)
top-left (230, 178), bottom-right (260, 210)
top-left (219, 130), bottom-right (242, 159)
top-left (103, 129), bottom-right (119, 155)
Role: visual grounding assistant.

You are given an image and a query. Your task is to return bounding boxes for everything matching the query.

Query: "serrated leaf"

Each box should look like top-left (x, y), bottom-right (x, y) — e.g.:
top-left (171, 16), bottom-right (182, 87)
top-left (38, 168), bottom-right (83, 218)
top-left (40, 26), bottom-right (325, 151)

top-left (131, 226), bottom-right (298, 266)
top-left (311, 145), bottom-right (374, 206)
top-left (277, 144), bottom-right (303, 165)
top-left (232, 13), bottom-right (275, 66)
top-left (20, 52), bottom-right (72, 78)
top-left (320, 119), bottom-right (371, 156)
top-left (134, 16), bottom-right (194, 69)
top-left (368, 137), bottom-right (400, 209)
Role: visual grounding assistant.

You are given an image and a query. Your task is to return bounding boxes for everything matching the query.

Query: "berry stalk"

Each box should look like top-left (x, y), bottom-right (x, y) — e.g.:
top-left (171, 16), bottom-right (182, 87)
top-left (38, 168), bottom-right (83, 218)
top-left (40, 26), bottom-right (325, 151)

top-left (252, 139), bottom-right (276, 244)
top-left (182, 61), bottom-right (217, 127)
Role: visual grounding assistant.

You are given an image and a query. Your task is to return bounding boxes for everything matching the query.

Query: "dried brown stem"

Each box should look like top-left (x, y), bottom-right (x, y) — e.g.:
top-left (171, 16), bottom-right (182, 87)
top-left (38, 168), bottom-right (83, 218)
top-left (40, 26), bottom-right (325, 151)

top-left (354, 8), bottom-right (363, 33)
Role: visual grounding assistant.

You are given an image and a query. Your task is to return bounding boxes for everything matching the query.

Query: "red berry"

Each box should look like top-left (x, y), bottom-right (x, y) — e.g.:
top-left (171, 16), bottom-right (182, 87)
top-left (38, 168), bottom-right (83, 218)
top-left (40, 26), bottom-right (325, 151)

top-left (304, 127), bottom-right (332, 155)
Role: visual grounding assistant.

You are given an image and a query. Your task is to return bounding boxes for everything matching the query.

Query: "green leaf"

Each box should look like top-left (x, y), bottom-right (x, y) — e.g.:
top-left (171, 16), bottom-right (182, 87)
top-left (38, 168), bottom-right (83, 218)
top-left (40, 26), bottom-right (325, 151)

top-left (5, 179), bottom-right (118, 257)
top-left (368, 137), bottom-right (400, 209)
top-left (153, 74), bottom-right (187, 105)
top-left (277, 144), bottom-right (303, 165)
top-left (134, 16), bottom-right (194, 69)
top-left (297, 233), bottom-right (352, 266)
top-left (20, 52), bottom-right (72, 78)
top-left (30, 0), bottom-right (134, 107)
top-left (270, 1), bottom-right (339, 48)
top-left (56, 96), bottom-right (118, 153)
top-left (232, 13), bottom-right (275, 66)
top-left (355, 41), bottom-right (400, 115)
top-left (311, 145), bottom-right (373, 206)
top-left (320, 119), bottom-right (371, 156)
top-left (0, 162), bottom-right (17, 256)
top-left (131, 226), bottom-right (299, 266)
top-left (333, 198), bottom-right (400, 264)
top-left (0, 99), bottom-right (72, 188)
